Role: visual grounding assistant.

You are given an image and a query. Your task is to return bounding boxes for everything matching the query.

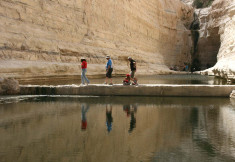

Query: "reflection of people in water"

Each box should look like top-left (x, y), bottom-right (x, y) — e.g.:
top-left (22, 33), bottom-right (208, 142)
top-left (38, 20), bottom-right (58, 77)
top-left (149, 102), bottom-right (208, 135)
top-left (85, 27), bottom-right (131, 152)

top-left (123, 105), bottom-right (131, 117)
top-left (129, 104), bottom-right (137, 133)
top-left (106, 104), bottom-right (113, 133)
top-left (81, 104), bottom-right (89, 130)
top-left (123, 104), bottom-right (137, 133)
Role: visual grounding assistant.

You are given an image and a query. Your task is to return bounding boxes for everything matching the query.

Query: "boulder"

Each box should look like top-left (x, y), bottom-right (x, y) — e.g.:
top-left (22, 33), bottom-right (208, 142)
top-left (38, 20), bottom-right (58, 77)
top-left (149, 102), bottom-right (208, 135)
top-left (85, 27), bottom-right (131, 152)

top-left (230, 90), bottom-right (235, 99)
top-left (0, 77), bottom-right (20, 95)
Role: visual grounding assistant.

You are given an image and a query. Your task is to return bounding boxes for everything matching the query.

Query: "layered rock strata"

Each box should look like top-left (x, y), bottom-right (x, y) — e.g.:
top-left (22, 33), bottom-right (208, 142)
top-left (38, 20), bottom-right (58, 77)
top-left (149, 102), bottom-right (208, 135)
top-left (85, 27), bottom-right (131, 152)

top-left (0, 0), bottom-right (193, 79)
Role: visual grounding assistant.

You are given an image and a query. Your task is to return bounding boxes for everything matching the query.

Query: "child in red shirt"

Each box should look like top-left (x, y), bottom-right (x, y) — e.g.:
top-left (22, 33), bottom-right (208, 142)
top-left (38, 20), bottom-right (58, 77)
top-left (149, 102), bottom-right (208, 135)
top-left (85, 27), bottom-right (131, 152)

top-left (123, 74), bottom-right (131, 85)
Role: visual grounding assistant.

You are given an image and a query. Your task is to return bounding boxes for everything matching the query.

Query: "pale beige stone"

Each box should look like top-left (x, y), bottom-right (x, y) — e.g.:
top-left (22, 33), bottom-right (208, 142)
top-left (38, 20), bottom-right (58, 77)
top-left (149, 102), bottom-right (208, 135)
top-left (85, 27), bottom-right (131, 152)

top-left (230, 90), bottom-right (235, 99)
top-left (20, 84), bottom-right (235, 97)
top-left (196, 0), bottom-right (235, 81)
top-left (0, 0), bottom-right (193, 79)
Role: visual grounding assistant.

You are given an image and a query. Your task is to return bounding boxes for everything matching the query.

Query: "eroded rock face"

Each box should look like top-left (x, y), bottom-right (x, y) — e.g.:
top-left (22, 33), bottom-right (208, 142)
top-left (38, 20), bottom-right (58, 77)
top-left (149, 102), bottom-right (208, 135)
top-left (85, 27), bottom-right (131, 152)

top-left (212, 0), bottom-right (235, 82)
top-left (198, 0), bottom-right (235, 81)
top-left (181, 0), bottom-right (194, 6)
top-left (230, 90), bottom-right (235, 99)
top-left (0, 77), bottom-right (20, 95)
top-left (0, 0), bottom-right (193, 79)
top-left (194, 7), bottom-right (220, 70)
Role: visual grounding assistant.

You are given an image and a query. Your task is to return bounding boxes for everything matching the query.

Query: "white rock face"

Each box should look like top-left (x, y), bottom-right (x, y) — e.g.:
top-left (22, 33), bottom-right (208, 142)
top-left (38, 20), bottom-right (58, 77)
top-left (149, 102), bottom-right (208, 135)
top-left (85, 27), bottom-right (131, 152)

top-left (180, 0), bottom-right (194, 6)
top-left (230, 90), bottom-right (235, 99)
top-left (211, 0), bottom-right (235, 81)
top-left (0, 0), bottom-right (193, 79)
top-left (198, 0), bottom-right (235, 81)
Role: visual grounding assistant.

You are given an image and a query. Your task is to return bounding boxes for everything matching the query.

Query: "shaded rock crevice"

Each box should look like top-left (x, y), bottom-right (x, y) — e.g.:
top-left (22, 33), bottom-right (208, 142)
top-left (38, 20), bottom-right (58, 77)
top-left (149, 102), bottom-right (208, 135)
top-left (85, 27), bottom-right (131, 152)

top-left (192, 0), bottom-right (214, 9)
top-left (193, 7), bottom-right (221, 71)
top-left (190, 12), bottom-right (200, 72)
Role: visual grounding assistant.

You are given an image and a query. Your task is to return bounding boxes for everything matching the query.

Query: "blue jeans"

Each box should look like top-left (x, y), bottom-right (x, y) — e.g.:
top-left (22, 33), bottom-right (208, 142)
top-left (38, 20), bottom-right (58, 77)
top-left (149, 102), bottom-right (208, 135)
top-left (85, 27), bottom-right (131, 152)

top-left (81, 69), bottom-right (89, 84)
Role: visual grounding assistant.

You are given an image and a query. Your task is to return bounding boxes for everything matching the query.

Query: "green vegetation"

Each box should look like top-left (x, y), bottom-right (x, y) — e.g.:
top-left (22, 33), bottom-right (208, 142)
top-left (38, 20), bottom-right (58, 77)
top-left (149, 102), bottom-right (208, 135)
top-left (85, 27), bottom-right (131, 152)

top-left (193, 0), bottom-right (214, 8)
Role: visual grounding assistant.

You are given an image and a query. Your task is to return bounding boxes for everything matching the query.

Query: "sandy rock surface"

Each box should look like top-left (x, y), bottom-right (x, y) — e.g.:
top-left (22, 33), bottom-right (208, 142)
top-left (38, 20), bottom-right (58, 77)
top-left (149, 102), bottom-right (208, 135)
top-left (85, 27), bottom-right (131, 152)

top-left (1, 0), bottom-right (234, 81)
top-left (0, 77), bottom-right (20, 95)
top-left (0, 0), bottom-right (193, 79)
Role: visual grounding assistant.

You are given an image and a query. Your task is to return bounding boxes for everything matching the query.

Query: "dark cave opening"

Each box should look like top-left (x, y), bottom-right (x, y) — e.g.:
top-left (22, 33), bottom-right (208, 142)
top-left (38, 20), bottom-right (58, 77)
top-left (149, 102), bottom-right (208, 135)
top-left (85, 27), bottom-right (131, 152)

top-left (190, 12), bottom-right (220, 72)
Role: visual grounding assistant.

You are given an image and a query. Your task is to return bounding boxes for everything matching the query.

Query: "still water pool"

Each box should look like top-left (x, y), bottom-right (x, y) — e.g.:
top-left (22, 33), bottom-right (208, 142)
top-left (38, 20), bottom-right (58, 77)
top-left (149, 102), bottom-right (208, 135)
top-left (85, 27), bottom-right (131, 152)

top-left (0, 96), bottom-right (235, 162)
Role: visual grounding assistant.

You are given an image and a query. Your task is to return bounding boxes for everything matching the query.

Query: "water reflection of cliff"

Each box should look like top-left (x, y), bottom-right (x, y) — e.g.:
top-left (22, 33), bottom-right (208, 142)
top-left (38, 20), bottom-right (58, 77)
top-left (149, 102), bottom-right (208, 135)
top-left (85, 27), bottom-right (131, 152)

top-left (0, 97), bottom-right (234, 162)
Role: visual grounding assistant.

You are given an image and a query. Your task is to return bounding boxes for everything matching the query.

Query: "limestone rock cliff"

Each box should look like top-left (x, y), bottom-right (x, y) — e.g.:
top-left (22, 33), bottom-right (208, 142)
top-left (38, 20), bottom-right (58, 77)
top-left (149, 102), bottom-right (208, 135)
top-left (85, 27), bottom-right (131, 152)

top-left (0, 0), bottom-right (193, 80)
top-left (211, 0), bottom-right (235, 82)
top-left (196, 0), bottom-right (235, 81)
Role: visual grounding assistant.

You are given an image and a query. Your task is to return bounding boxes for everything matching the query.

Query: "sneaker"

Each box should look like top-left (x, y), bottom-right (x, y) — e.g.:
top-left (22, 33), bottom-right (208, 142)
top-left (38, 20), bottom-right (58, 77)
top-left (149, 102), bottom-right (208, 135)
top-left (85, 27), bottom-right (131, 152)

top-left (79, 84), bottom-right (85, 86)
top-left (132, 82), bottom-right (138, 86)
top-left (103, 82), bottom-right (107, 84)
top-left (109, 83), bottom-right (113, 85)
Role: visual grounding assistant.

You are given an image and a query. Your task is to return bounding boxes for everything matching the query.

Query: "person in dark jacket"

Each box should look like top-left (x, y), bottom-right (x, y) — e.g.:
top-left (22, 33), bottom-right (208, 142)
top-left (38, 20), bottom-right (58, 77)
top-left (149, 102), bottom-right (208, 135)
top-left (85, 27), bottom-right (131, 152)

top-left (128, 57), bottom-right (136, 80)
top-left (128, 57), bottom-right (138, 85)
top-left (104, 56), bottom-right (113, 85)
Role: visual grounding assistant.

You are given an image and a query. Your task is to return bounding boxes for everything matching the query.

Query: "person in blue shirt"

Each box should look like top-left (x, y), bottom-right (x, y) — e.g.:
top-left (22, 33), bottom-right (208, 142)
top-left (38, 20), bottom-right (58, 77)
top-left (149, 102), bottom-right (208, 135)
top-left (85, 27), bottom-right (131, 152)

top-left (104, 56), bottom-right (113, 85)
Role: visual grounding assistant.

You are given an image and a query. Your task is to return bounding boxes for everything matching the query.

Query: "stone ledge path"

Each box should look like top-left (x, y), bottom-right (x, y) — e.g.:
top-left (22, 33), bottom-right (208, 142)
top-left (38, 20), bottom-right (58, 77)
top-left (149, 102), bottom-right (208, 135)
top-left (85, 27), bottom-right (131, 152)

top-left (20, 84), bottom-right (235, 97)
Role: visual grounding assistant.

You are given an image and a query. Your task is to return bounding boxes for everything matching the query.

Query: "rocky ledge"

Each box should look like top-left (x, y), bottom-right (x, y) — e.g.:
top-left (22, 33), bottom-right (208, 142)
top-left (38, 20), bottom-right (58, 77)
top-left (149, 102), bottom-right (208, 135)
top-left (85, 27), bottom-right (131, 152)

top-left (20, 84), bottom-right (235, 97)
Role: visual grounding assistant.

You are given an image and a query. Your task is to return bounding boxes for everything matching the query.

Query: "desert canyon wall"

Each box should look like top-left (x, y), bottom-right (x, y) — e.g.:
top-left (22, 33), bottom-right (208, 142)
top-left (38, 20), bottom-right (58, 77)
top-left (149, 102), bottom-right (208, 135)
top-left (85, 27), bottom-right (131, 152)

top-left (209, 0), bottom-right (235, 82)
top-left (194, 0), bottom-right (235, 81)
top-left (0, 0), bottom-right (193, 79)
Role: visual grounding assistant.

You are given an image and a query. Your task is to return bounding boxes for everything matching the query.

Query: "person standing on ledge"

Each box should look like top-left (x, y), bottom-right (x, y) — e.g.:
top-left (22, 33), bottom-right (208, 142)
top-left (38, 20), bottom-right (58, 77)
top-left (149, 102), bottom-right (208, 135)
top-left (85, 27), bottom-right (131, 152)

top-left (128, 57), bottom-right (136, 81)
top-left (80, 58), bottom-right (90, 86)
top-left (104, 56), bottom-right (113, 85)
